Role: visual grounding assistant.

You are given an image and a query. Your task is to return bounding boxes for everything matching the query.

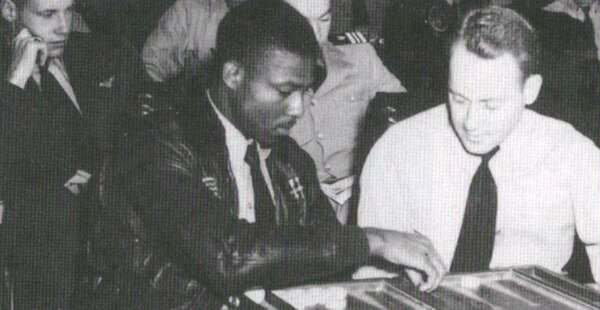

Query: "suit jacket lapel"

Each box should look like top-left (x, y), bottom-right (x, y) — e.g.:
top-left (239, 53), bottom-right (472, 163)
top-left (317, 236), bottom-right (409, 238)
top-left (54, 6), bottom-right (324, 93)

top-left (181, 90), bottom-right (239, 217)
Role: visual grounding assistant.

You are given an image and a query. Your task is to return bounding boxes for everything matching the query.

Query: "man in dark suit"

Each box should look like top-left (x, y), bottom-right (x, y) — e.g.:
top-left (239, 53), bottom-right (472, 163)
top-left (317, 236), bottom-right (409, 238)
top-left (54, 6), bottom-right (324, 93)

top-left (0, 0), bottom-right (141, 307)
top-left (95, 0), bottom-right (447, 308)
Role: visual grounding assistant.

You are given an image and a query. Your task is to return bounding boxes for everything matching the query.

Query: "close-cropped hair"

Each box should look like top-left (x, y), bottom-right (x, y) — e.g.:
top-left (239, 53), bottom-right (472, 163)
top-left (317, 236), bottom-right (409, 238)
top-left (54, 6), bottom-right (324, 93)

top-left (454, 6), bottom-right (540, 78)
top-left (211, 0), bottom-right (319, 82)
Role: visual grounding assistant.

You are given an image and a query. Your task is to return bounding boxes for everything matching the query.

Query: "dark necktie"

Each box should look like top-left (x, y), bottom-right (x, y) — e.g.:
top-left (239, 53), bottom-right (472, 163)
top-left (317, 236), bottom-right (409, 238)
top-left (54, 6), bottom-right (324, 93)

top-left (583, 8), bottom-right (597, 52)
top-left (39, 62), bottom-right (79, 116)
top-left (451, 146), bottom-right (500, 273)
top-left (39, 62), bottom-right (85, 171)
top-left (244, 142), bottom-right (275, 226)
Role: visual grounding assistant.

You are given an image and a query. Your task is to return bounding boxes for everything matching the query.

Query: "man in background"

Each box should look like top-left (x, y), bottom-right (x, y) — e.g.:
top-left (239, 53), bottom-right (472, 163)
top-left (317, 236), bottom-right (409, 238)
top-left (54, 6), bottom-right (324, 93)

top-left (287, 0), bottom-right (405, 224)
top-left (0, 0), bottom-right (140, 307)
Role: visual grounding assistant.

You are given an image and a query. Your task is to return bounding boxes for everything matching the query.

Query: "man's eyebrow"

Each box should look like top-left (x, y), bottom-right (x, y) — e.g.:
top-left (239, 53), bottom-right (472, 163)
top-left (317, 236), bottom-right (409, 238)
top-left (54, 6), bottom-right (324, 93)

top-left (448, 88), bottom-right (468, 100)
top-left (37, 5), bottom-right (73, 14)
top-left (319, 9), bottom-right (331, 19)
top-left (37, 9), bottom-right (58, 14)
top-left (480, 97), bottom-right (503, 103)
top-left (449, 89), bottom-right (503, 102)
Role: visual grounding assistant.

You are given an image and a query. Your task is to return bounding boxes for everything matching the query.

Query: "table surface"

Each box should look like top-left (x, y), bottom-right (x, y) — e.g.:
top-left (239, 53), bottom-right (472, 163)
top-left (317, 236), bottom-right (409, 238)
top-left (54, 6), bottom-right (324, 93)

top-left (244, 266), bottom-right (600, 310)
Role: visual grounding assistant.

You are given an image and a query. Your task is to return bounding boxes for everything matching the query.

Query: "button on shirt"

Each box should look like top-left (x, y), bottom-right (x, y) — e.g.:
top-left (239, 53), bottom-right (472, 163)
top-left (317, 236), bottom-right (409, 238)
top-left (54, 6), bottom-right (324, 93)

top-left (358, 104), bottom-right (600, 282)
top-left (207, 91), bottom-right (274, 223)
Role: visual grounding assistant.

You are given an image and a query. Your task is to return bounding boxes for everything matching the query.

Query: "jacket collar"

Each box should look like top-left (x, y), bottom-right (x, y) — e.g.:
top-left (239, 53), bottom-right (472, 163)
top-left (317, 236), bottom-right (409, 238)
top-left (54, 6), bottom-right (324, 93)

top-left (178, 87), bottom-right (229, 158)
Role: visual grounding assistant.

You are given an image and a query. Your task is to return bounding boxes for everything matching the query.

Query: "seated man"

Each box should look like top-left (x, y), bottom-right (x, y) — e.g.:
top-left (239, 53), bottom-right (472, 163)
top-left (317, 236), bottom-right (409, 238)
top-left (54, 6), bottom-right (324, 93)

top-left (141, 0), bottom-right (234, 82)
top-left (286, 0), bottom-right (405, 224)
top-left (359, 6), bottom-right (600, 281)
top-left (98, 0), bottom-right (445, 308)
top-left (0, 0), bottom-right (141, 307)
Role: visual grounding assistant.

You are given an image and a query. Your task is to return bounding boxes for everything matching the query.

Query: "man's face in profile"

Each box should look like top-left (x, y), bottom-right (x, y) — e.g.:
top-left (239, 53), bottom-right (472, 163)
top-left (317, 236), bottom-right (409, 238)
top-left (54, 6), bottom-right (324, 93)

top-left (448, 42), bottom-right (533, 155)
top-left (19, 0), bottom-right (73, 58)
top-left (232, 49), bottom-right (314, 146)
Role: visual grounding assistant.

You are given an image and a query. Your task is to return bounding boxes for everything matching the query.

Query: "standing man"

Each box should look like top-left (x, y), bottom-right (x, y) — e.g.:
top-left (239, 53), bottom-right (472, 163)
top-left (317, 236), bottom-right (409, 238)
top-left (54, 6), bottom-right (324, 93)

top-left (359, 6), bottom-right (600, 281)
top-left (0, 0), bottom-right (140, 307)
top-left (99, 0), bottom-right (445, 308)
top-left (286, 0), bottom-right (405, 224)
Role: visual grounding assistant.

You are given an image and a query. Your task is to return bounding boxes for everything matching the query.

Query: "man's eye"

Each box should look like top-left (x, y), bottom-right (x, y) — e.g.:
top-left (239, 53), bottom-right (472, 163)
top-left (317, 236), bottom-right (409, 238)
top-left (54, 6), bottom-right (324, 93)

top-left (278, 90), bottom-right (292, 97)
top-left (319, 12), bottom-right (332, 22)
top-left (451, 94), bottom-right (466, 104)
top-left (41, 12), bottom-right (54, 18)
top-left (485, 100), bottom-right (502, 110)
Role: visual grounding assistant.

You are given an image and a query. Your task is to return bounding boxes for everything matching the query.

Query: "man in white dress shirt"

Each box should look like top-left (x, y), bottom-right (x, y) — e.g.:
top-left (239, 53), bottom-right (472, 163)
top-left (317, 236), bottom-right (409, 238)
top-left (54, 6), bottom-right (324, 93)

top-left (359, 6), bottom-right (600, 282)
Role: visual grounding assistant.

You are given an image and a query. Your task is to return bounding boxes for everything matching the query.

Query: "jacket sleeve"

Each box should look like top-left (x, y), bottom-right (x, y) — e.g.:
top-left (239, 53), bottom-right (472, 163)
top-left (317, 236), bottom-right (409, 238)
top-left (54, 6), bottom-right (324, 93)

top-left (141, 0), bottom-right (191, 81)
top-left (136, 134), bottom-right (370, 297)
top-left (0, 81), bottom-right (80, 309)
top-left (141, 0), bottom-right (228, 82)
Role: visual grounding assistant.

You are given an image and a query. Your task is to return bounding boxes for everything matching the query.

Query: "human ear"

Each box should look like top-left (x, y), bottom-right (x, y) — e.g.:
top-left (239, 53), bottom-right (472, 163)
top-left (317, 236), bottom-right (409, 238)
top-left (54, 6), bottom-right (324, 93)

top-left (523, 74), bottom-right (542, 106)
top-left (222, 61), bottom-right (245, 90)
top-left (1, 0), bottom-right (17, 23)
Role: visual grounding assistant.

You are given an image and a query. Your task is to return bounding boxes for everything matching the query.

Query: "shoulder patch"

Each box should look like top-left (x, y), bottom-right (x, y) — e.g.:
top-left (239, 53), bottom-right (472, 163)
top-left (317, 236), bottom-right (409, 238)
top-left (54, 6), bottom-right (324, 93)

top-left (329, 31), bottom-right (369, 45)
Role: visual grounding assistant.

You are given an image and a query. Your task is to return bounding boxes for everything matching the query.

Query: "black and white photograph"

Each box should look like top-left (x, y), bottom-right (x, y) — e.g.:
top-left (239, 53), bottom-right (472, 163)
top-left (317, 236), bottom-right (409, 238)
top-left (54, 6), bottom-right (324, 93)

top-left (1, 0), bottom-right (600, 309)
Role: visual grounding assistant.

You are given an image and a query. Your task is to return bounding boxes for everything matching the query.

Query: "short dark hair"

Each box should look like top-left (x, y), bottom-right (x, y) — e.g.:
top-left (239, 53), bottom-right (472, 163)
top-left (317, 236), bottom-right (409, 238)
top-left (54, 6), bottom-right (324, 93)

top-left (453, 6), bottom-right (540, 78)
top-left (212, 0), bottom-right (319, 82)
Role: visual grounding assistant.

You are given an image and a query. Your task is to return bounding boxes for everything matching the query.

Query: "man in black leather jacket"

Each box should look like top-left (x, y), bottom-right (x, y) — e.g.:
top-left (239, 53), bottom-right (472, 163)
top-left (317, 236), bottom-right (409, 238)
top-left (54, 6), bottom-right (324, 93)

top-left (93, 0), bottom-right (446, 308)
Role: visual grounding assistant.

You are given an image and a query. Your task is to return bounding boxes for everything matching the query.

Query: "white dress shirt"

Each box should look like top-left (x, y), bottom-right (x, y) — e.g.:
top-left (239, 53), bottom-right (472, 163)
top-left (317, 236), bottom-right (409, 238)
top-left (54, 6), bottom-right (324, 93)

top-left (207, 91), bottom-right (274, 223)
top-left (359, 104), bottom-right (600, 282)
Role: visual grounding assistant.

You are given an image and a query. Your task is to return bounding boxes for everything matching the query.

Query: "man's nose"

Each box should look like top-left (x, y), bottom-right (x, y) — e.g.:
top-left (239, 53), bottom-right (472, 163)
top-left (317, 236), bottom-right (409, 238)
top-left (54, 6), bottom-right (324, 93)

top-left (464, 103), bottom-right (483, 131)
top-left (311, 21), bottom-right (323, 42)
top-left (55, 13), bottom-right (70, 35)
top-left (286, 91), bottom-right (305, 119)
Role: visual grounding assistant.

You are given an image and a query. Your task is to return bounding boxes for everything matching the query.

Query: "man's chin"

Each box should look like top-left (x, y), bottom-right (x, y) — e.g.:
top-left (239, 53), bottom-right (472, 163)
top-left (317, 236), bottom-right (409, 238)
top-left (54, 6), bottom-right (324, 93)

top-left (47, 41), bottom-right (68, 58)
top-left (460, 140), bottom-right (496, 156)
top-left (47, 48), bottom-right (65, 59)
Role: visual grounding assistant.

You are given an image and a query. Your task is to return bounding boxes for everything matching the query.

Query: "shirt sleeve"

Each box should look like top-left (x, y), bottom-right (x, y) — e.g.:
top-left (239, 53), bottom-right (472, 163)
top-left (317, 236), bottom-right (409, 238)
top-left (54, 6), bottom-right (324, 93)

top-left (568, 135), bottom-right (600, 283)
top-left (142, 0), bottom-right (196, 81)
top-left (357, 127), bottom-right (411, 231)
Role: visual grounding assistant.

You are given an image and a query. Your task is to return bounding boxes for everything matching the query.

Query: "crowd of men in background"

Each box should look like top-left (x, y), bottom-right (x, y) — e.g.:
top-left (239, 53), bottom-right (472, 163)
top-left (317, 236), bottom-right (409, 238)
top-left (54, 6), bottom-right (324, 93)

top-left (1, 0), bottom-right (600, 308)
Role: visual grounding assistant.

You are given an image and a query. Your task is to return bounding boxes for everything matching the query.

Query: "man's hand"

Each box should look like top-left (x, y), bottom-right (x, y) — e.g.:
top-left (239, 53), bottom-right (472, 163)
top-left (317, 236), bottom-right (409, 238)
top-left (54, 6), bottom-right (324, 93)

top-left (363, 227), bottom-right (447, 292)
top-left (8, 28), bottom-right (48, 89)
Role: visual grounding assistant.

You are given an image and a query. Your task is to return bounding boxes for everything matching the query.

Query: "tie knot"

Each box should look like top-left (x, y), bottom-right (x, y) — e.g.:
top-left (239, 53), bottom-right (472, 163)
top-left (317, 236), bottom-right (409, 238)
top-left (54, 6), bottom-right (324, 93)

top-left (244, 142), bottom-right (259, 166)
top-left (481, 146), bottom-right (500, 164)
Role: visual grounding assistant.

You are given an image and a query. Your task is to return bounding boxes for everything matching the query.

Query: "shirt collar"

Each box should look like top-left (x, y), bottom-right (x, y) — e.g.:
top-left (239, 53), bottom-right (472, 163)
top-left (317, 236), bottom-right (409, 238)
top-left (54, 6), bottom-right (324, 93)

top-left (498, 108), bottom-right (536, 155)
top-left (206, 90), bottom-right (271, 158)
